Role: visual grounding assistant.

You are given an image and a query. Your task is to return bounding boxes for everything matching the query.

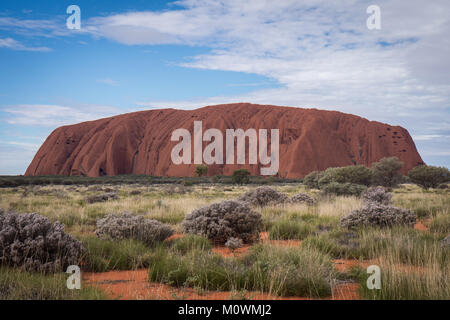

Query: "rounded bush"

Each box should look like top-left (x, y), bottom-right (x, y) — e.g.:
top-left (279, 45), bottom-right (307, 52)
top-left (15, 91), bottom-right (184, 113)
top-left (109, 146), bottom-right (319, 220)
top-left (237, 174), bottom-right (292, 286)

top-left (340, 203), bottom-right (416, 229)
top-left (225, 237), bottom-right (243, 250)
top-left (85, 192), bottom-right (118, 204)
top-left (95, 212), bottom-right (174, 246)
top-left (182, 200), bottom-right (263, 244)
top-left (238, 187), bottom-right (289, 207)
top-left (0, 212), bottom-right (84, 273)
top-left (361, 186), bottom-right (392, 205)
top-left (289, 193), bottom-right (315, 205)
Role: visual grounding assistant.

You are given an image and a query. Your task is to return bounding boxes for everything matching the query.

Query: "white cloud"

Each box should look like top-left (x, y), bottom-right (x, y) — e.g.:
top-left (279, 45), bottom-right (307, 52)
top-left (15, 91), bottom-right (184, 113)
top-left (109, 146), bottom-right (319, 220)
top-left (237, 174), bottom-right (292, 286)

top-left (0, 37), bottom-right (51, 52)
top-left (97, 78), bottom-right (119, 86)
top-left (89, 0), bottom-right (450, 165)
top-left (3, 104), bottom-right (122, 127)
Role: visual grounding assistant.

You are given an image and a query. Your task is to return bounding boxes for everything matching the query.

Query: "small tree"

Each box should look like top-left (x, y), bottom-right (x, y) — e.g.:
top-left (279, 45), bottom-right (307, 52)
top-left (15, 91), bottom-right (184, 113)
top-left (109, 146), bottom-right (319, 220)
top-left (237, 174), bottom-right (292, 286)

top-left (232, 169), bottom-right (251, 185)
top-left (407, 165), bottom-right (450, 189)
top-left (371, 157), bottom-right (403, 187)
top-left (195, 164), bottom-right (208, 177)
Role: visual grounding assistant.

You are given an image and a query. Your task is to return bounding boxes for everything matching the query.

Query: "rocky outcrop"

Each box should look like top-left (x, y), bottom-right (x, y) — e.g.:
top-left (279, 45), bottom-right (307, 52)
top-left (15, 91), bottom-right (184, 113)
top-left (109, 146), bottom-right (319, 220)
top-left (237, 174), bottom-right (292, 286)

top-left (25, 103), bottom-right (424, 178)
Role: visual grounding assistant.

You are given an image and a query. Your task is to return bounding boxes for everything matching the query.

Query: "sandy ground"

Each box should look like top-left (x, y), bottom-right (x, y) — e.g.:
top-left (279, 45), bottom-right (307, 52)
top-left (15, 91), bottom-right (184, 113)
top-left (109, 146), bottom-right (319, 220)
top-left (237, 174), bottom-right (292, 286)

top-left (83, 269), bottom-right (360, 300)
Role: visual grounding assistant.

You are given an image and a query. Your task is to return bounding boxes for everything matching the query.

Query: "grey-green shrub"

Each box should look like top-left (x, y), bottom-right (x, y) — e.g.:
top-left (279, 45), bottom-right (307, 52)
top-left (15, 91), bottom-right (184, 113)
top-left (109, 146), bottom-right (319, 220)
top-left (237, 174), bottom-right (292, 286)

top-left (225, 237), bottom-right (243, 250)
top-left (303, 171), bottom-right (321, 189)
top-left (341, 204), bottom-right (416, 229)
top-left (361, 186), bottom-right (392, 205)
top-left (0, 212), bottom-right (84, 273)
top-left (95, 212), bottom-right (174, 246)
top-left (182, 200), bottom-right (263, 244)
top-left (238, 187), bottom-right (289, 207)
top-left (289, 193), bottom-right (315, 205)
top-left (85, 192), bottom-right (118, 204)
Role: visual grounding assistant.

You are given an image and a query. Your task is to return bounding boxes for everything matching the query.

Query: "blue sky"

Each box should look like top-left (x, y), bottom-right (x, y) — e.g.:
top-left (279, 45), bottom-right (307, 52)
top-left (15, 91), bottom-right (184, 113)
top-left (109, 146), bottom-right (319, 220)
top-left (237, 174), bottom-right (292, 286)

top-left (1, 0), bottom-right (449, 175)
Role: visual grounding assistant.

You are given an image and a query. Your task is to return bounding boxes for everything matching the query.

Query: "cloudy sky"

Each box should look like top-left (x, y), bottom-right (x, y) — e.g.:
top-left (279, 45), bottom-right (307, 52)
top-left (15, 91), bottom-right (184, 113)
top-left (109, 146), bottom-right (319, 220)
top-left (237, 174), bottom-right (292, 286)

top-left (0, 0), bottom-right (449, 175)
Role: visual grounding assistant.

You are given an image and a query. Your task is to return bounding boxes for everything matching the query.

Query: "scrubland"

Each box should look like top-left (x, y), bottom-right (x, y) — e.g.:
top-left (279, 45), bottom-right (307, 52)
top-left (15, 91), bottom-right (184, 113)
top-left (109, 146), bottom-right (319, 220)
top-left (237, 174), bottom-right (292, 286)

top-left (0, 182), bottom-right (448, 300)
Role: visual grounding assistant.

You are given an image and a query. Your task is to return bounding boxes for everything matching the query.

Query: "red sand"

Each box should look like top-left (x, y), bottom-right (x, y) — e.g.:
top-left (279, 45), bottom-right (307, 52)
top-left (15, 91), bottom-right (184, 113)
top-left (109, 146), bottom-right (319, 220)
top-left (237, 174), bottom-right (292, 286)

top-left (414, 220), bottom-right (429, 231)
top-left (83, 269), bottom-right (359, 300)
top-left (25, 103), bottom-right (423, 178)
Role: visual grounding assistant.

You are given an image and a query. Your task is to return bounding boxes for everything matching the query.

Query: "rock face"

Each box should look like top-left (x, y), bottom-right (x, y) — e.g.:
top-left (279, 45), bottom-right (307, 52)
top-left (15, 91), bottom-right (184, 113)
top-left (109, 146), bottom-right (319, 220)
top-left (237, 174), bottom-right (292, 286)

top-left (25, 103), bottom-right (424, 178)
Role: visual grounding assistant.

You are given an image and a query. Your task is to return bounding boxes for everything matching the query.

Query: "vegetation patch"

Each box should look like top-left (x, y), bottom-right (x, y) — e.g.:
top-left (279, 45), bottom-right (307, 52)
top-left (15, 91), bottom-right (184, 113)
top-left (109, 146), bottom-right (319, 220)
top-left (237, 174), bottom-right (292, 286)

top-left (149, 244), bottom-right (335, 298)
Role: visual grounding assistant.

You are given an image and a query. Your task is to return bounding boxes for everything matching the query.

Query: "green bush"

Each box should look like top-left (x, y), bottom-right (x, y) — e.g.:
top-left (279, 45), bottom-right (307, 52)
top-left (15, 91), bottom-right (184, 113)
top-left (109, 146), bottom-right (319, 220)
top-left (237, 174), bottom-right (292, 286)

top-left (407, 165), bottom-right (450, 189)
top-left (371, 157), bottom-right (404, 187)
top-left (321, 182), bottom-right (367, 196)
top-left (232, 169), bottom-right (251, 185)
top-left (303, 171), bottom-right (321, 189)
top-left (318, 165), bottom-right (373, 187)
top-left (195, 164), bottom-right (208, 177)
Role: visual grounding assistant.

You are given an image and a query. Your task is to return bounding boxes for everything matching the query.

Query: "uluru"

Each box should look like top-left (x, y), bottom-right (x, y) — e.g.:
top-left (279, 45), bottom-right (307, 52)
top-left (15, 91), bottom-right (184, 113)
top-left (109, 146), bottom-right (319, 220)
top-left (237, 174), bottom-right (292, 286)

top-left (25, 103), bottom-right (424, 178)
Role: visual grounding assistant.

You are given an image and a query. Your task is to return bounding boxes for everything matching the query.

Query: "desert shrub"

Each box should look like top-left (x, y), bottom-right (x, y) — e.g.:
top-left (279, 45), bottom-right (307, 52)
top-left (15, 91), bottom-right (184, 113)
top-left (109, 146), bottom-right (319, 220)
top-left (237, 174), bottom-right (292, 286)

top-left (80, 236), bottom-right (153, 272)
top-left (318, 165), bottom-right (373, 187)
top-left (182, 200), bottom-right (262, 244)
top-left (407, 165), bottom-right (450, 189)
top-left (0, 267), bottom-right (106, 300)
top-left (195, 164), bottom-right (208, 177)
top-left (289, 193), bottom-right (315, 205)
top-left (441, 235), bottom-right (450, 247)
top-left (95, 212), bottom-right (174, 246)
top-left (0, 212), bottom-right (84, 273)
top-left (238, 186), bottom-right (289, 207)
top-left (225, 237), bottom-right (243, 251)
top-left (169, 235), bottom-right (212, 254)
top-left (232, 169), bottom-right (250, 185)
top-left (321, 182), bottom-right (367, 197)
top-left (340, 203), bottom-right (416, 229)
top-left (85, 192), bottom-right (118, 204)
top-left (361, 186), bottom-right (392, 205)
top-left (371, 157), bottom-right (404, 187)
top-left (303, 171), bottom-right (321, 189)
